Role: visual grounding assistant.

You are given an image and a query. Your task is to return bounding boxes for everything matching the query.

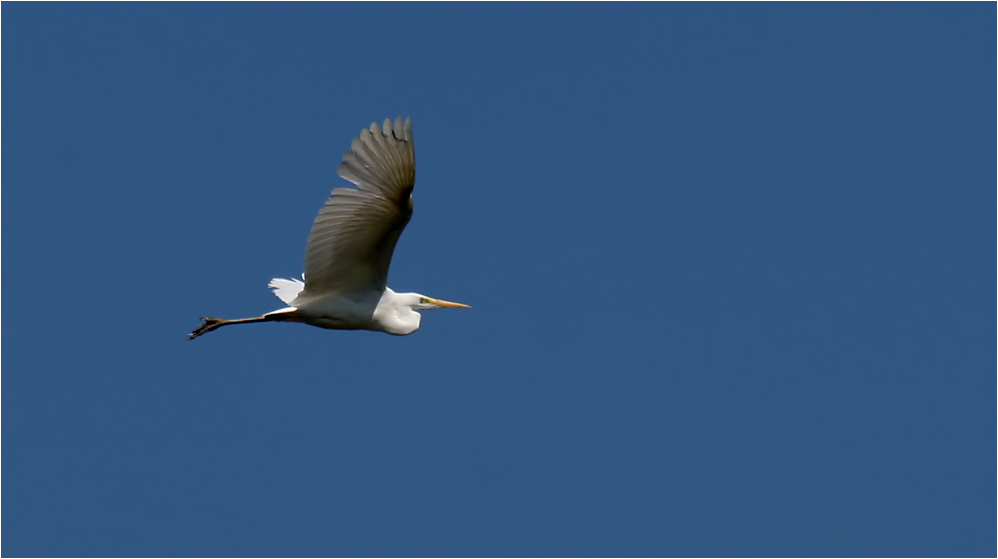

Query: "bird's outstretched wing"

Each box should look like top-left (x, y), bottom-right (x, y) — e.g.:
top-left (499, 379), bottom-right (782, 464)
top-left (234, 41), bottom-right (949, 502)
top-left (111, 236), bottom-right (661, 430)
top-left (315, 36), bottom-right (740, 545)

top-left (300, 117), bottom-right (415, 298)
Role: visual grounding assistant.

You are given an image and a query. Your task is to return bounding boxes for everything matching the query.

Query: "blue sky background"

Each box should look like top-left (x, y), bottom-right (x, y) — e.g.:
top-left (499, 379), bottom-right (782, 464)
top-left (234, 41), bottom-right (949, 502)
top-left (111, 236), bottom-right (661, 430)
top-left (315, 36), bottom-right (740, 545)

top-left (3, 3), bottom-right (994, 557)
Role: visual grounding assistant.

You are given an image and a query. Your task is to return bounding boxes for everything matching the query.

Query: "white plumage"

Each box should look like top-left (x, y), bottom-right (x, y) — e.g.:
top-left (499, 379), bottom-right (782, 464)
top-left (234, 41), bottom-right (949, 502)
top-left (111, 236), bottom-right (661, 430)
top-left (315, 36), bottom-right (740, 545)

top-left (190, 117), bottom-right (469, 340)
top-left (267, 277), bottom-right (304, 306)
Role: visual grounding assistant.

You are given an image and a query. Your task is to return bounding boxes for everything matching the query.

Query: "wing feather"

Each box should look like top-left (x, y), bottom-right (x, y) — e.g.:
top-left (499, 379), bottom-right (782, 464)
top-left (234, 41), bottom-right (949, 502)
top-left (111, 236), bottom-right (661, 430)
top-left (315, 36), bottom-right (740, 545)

top-left (300, 118), bottom-right (415, 298)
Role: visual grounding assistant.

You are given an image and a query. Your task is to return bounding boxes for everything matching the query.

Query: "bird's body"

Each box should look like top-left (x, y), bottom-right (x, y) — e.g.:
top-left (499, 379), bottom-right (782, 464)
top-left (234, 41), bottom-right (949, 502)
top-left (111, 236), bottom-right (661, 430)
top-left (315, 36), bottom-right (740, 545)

top-left (190, 117), bottom-right (469, 340)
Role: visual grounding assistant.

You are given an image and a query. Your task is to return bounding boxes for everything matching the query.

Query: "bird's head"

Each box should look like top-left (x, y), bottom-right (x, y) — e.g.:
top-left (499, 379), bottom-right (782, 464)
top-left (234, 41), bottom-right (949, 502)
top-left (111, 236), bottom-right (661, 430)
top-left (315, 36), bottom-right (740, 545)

top-left (410, 294), bottom-right (472, 311)
top-left (377, 290), bottom-right (471, 336)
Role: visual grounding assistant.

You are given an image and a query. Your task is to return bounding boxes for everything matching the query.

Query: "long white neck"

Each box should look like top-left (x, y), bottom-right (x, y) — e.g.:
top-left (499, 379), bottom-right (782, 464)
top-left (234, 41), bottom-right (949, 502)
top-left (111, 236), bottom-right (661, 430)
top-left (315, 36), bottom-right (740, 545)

top-left (374, 288), bottom-right (422, 336)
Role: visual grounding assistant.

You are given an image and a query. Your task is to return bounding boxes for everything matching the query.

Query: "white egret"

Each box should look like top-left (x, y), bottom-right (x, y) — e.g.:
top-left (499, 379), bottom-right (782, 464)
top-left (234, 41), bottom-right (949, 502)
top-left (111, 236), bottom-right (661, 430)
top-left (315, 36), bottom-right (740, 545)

top-left (189, 117), bottom-right (469, 340)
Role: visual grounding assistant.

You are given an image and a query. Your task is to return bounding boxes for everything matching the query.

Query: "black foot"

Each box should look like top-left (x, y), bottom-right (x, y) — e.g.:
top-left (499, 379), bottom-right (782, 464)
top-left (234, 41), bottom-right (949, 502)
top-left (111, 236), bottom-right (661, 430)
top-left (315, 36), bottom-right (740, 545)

top-left (189, 317), bottom-right (225, 340)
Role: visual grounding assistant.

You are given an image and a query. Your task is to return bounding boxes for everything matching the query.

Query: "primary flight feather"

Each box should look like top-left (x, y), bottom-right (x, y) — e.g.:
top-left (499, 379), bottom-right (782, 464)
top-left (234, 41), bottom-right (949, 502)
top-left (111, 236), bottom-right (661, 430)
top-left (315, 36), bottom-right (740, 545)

top-left (189, 117), bottom-right (469, 340)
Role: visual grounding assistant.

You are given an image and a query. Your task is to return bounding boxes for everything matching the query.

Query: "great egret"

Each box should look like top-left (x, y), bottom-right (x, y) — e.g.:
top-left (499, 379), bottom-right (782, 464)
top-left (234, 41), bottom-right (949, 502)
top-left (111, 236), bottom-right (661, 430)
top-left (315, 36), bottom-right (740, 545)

top-left (189, 117), bottom-right (469, 340)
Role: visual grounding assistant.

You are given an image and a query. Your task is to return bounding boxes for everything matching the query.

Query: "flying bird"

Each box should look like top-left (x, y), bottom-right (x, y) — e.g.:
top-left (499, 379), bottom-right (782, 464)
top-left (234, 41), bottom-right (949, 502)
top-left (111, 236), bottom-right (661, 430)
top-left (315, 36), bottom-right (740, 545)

top-left (189, 117), bottom-right (469, 340)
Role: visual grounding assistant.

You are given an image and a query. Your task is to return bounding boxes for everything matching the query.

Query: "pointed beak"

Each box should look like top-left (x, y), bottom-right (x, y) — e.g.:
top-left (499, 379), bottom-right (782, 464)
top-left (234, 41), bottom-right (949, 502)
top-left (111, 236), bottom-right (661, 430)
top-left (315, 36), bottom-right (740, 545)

top-left (426, 297), bottom-right (471, 309)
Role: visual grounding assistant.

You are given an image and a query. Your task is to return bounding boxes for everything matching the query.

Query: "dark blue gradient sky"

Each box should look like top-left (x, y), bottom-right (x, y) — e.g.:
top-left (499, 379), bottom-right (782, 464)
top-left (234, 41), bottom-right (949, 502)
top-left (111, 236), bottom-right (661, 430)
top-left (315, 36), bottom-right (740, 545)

top-left (3, 3), bottom-right (994, 557)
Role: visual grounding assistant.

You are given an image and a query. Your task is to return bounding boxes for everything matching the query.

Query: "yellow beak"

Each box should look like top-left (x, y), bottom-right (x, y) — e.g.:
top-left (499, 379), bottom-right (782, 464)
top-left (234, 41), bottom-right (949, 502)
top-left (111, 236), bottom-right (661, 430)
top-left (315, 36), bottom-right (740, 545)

top-left (426, 297), bottom-right (471, 309)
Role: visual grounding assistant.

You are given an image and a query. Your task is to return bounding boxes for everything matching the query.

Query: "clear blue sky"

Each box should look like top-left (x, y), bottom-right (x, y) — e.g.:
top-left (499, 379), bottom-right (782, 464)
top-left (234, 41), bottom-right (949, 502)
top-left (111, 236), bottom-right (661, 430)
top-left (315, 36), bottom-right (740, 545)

top-left (3, 3), bottom-right (994, 557)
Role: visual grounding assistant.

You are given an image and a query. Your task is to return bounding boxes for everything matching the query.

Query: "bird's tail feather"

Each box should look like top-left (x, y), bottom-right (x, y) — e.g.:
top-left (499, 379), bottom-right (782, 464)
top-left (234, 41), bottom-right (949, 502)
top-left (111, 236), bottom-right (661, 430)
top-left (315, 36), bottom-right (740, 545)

top-left (269, 277), bottom-right (305, 305)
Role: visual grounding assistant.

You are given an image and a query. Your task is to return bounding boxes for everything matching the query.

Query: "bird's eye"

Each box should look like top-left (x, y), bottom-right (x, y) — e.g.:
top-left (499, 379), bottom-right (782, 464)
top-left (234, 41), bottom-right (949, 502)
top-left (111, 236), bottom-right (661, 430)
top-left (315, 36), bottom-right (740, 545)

top-left (419, 297), bottom-right (430, 304)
